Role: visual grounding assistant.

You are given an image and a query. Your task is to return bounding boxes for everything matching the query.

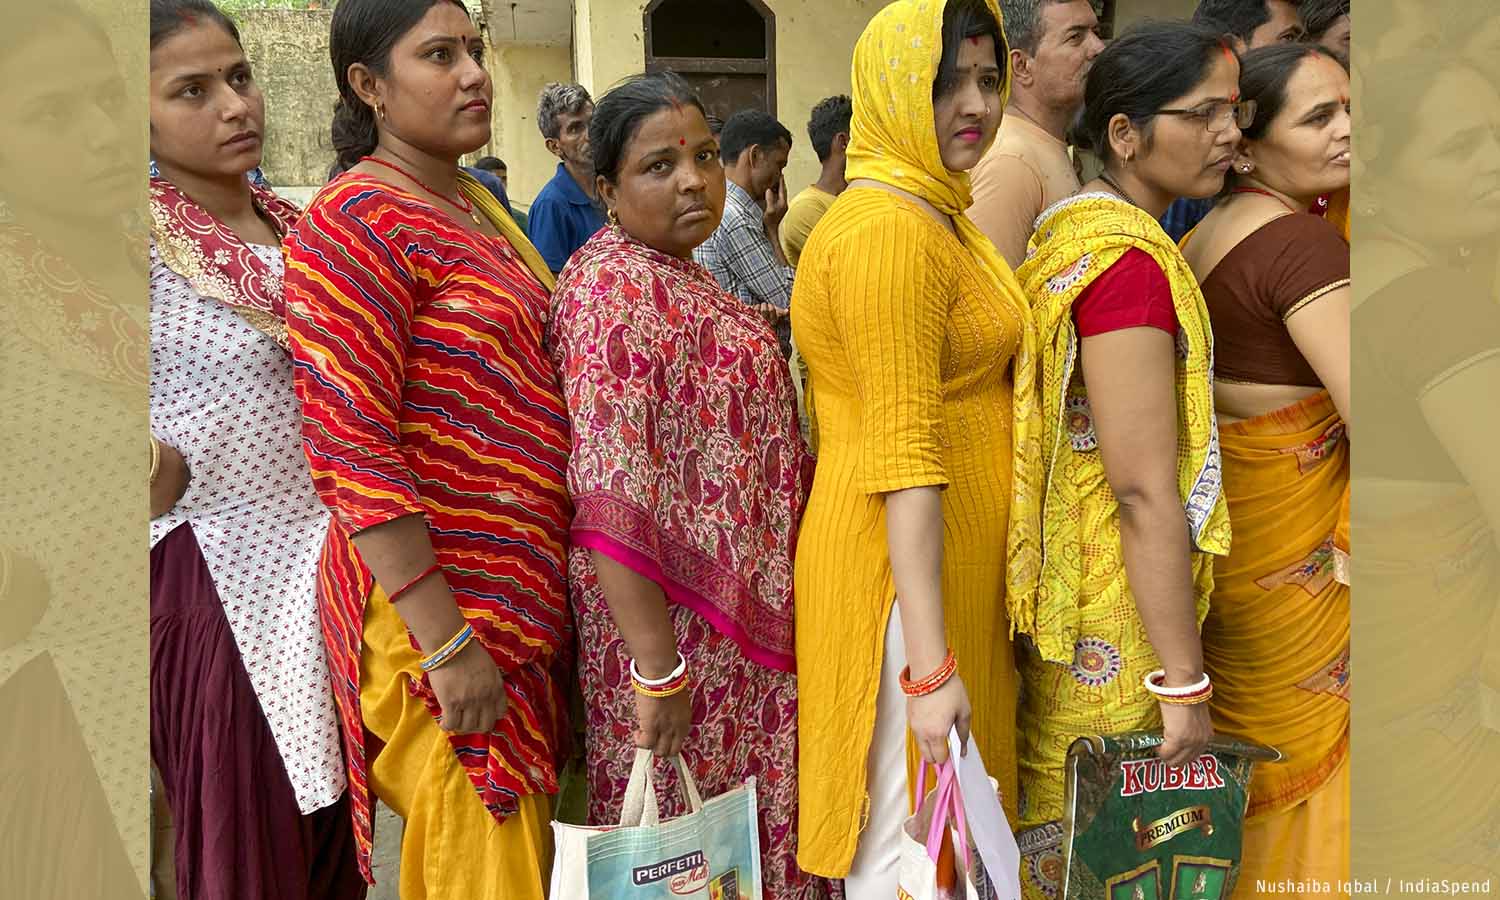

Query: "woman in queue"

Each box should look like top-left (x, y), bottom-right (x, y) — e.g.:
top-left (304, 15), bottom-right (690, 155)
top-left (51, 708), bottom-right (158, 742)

top-left (147, 1), bottom-right (363, 896)
top-left (1181, 42), bottom-right (1352, 894)
top-left (790, 0), bottom-right (1043, 891)
top-left (1010, 22), bottom-right (1237, 899)
top-left (546, 71), bottom-right (837, 900)
top-left (282, 0), bottom-right (570, 896)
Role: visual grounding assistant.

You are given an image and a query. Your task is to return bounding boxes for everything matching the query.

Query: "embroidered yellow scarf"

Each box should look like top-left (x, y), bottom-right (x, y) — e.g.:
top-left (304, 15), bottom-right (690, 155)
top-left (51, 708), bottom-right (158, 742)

top-left (1014, 193), bottom-right (1232, 664)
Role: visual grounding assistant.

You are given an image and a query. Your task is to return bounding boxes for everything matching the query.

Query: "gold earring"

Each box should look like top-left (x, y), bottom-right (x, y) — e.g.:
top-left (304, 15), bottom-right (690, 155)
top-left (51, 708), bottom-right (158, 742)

top-left (607, 207), bottom-right (619, 225)
top-left (376, 102), bottom-right (387, 121)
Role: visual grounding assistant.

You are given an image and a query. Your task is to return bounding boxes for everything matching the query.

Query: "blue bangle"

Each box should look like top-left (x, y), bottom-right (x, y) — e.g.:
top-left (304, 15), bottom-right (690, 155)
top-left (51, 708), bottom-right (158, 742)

top-left (419, 623), bottom-right (474, 672)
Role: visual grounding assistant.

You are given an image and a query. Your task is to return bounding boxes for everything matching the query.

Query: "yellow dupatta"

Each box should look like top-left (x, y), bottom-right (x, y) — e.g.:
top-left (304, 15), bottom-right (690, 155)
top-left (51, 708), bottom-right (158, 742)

top-left (1014, 193), bottom-right (1232, 665)
top-left (458, 169), bottom-right (555, 292)
top-left (845, 0), bottom-right (1044, 621)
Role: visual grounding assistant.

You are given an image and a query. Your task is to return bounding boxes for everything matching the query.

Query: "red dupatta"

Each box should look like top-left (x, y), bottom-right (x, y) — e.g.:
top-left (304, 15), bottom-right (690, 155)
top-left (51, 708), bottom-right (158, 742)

top-left (148, 175), bottom-right (301, 348)
top-left (547, 226), bottom-right (813, 671)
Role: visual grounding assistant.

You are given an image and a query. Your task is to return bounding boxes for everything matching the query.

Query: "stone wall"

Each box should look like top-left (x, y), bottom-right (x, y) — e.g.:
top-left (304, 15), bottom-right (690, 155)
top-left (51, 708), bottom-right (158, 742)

top-left (239, 8), bottom-right (339, 187)
top-left (237, 7), bottom-right (571, 200)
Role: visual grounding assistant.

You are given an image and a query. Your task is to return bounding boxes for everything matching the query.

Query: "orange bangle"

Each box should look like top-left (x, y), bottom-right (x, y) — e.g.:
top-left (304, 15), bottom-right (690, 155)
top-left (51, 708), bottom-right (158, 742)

top-left (900, 649), bottom-right (957, 697)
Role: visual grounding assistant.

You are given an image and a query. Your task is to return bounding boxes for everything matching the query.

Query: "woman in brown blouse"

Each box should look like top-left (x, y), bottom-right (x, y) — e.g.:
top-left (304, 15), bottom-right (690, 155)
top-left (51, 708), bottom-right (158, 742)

top-left (1179, 42), bottom-right (1351, 892)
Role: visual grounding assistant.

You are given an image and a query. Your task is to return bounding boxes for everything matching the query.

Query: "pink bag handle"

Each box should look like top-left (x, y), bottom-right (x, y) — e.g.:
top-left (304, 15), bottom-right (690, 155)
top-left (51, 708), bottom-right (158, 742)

top-left (922, 759), bottom-right (970, 866)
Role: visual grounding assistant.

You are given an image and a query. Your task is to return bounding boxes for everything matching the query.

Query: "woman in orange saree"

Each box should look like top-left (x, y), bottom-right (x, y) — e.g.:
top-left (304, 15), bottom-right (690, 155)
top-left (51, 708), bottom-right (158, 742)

top-left (1180, 44), bottom-right (1351, 893)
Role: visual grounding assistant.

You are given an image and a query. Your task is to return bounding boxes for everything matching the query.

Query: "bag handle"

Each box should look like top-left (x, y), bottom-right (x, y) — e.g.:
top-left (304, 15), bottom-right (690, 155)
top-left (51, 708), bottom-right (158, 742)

top-left (617, 747), bottom-right (705, 828)
top-left (924, 759), bottom-right (970, 866)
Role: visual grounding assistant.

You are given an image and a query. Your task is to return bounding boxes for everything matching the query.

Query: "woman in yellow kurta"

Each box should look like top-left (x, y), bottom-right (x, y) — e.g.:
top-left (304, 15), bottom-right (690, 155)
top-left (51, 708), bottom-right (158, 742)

top-left (791, 0), bottom-right (1042, 891)
top-left (1010, 22), bottom-right (1236, 900)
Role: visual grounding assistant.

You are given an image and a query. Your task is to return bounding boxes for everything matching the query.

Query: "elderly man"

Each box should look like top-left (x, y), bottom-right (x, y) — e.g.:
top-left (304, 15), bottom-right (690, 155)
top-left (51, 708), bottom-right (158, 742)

top-left (529, 82), bottom-right (605, 273)
top-left (970, 0), bottom-right (1104, 268)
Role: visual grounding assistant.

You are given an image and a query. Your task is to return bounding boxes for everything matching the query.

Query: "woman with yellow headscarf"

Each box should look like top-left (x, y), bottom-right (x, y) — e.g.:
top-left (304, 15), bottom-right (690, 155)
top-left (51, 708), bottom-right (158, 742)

top-left (790, 0), bottom-right (1042, 891)
top-left (1009, 21), bottom-right (1238, 900)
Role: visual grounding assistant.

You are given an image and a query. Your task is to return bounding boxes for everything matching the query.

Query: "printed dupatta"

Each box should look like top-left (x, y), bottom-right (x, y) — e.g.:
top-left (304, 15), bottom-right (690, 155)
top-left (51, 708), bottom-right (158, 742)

top-left (547, 226), bottom-right (814, 671)
top-left (148, 175), bottom-right (301, 348)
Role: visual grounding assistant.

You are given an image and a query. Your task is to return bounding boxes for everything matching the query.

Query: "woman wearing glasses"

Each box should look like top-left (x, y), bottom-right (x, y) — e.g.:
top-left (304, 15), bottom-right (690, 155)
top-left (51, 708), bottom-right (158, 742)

top-left (1181, 43), bottom-right (1351, 893)
top-left (1009, 22), bottom-right (1239, 899)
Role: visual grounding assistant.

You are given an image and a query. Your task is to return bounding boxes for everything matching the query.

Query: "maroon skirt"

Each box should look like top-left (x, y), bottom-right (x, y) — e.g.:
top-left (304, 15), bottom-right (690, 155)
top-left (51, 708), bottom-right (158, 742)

top-left (151, 522), bottom-right (365, 900)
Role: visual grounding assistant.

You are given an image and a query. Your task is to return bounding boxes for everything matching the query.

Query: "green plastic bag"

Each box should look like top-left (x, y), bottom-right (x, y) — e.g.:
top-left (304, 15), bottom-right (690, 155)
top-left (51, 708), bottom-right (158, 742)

top-left (1057, 732), bottom-right (1280, 900)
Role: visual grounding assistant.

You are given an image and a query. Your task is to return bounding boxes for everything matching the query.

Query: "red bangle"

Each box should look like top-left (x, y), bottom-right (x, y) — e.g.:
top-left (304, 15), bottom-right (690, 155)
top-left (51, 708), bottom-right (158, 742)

top-left (388, 563), bottom-right (442, 602)
top-left (900, 649), bottom-right (957, 697)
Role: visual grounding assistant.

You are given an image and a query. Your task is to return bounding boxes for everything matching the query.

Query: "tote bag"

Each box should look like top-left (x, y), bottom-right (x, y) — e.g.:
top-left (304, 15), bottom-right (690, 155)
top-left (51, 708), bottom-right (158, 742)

top-left (550, 747), bottom-right (763, 899)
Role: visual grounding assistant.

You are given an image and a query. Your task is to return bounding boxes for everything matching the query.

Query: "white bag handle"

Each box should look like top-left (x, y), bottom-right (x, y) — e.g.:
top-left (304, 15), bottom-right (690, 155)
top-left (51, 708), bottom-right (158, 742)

top-left (617, 747), bottom-right (705, 827)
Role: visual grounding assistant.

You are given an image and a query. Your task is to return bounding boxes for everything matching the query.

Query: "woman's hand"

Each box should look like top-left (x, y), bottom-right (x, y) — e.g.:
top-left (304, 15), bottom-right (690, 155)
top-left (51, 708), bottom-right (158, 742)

top-left (907, 674), bottom-right (971, 765)
top-left (427, 639), bottom-right (509, 734)
top-left (1156, 701), bottom-right (1214, 768)
top-left (150, 441), bottom-right (190, 519)
top-left (634, 689), bottom-right (693, 758)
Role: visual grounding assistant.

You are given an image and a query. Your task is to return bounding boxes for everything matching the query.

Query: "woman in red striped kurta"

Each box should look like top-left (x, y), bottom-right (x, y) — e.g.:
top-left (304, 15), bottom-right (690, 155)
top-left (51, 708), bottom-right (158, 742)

top-left (282, 1), bottom-right (569, 897)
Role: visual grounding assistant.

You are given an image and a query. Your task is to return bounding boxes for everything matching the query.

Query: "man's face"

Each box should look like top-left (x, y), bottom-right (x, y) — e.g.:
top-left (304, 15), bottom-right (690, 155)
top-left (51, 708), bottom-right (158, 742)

top-left (1248, 0), bottom-right (1305, 48)
top-left (748, 138), bottom-right (790, 198)
top-left (1029, 0), bottom-right (1105, 114)
top-left (548, 103), bottom-right (593, 168)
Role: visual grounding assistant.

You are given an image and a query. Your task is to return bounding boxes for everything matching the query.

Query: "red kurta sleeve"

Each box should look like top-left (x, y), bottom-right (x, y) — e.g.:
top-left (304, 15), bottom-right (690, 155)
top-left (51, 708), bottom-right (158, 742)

top-left (283, 189), bottom-right (427, 532)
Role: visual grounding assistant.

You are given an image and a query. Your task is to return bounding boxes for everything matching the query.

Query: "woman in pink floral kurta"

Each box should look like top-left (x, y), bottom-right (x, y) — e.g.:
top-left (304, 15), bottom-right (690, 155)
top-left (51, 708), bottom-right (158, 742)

top-left (546, 72), bottom-right (836, 900)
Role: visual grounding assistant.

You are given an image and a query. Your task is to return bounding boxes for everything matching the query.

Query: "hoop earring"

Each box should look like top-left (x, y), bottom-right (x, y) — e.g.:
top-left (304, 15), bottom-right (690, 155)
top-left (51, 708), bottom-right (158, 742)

top-left (607, 207), bottom-right (619, 226)
top-left (376, 102), bottom-right (387, 122)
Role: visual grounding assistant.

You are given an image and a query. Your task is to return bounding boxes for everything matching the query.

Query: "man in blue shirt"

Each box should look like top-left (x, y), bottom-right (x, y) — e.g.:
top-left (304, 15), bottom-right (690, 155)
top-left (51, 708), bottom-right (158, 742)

top-left (529, 83), bottom-right (605, 273)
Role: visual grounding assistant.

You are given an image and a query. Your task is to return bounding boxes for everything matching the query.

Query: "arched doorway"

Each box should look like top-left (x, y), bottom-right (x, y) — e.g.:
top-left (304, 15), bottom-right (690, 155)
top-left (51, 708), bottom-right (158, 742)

top-left (643, 0), bottom-right (776, 122)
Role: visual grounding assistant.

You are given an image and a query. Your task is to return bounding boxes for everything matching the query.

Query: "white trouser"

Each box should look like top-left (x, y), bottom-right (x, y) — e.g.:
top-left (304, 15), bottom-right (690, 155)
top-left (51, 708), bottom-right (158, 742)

top-left (844, 604), bottom-right (910, 895)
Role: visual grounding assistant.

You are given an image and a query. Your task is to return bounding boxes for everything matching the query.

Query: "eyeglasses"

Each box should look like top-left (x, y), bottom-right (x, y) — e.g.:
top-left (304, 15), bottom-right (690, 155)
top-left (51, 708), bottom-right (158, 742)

top-left (1154, 99), bottom-right (1258, 134)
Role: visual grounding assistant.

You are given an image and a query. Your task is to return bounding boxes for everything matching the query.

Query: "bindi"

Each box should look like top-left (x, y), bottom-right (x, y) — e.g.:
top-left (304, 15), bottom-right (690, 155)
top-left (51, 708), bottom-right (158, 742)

top-left (680, 137), bottom-right (686, 145)
top-left (968, 35), bottom-right (979, 45)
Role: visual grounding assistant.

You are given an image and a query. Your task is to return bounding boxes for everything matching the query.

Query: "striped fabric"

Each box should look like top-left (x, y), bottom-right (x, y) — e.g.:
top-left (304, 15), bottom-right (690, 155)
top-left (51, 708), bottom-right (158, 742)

top-left (283, 174), bottom-right (573, 879)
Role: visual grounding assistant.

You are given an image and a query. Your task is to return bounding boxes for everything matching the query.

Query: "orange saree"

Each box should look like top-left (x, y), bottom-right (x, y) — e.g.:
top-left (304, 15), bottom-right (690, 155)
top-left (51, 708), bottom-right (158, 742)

top-left (1201, 391), bottom-right (1350, 895)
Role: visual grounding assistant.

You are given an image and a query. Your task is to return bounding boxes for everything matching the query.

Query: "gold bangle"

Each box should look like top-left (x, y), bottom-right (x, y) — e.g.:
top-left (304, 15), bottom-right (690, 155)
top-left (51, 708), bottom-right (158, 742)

top-left (149, 437), bottom-right (162, 484)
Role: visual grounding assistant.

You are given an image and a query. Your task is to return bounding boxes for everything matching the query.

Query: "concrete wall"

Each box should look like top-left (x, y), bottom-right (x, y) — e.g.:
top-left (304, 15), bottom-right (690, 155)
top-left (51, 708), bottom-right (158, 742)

top-left (238, 7), bottom-right (569, 201)
top-left (573, 0), bottom-right (884, 200)
top-left (488, 42), bottom-right (574, 206)
top-left (240, 8), bottom-right (338, 187)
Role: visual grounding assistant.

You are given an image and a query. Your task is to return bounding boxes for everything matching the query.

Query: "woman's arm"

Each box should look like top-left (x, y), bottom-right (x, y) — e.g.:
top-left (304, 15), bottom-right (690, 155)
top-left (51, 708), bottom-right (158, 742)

top-left (1080, 326), bottom-right (1213, 767)
top-left (149, 438), bottom-right (189, 519)
top-left (887, 485), bottom-right (970, 764)
top-left (589, 551), bottom-right (691, 758)
top-left (350, 515), bottom-right (507, 735)
top-left (1286, 285), bottom-right (1352, 428)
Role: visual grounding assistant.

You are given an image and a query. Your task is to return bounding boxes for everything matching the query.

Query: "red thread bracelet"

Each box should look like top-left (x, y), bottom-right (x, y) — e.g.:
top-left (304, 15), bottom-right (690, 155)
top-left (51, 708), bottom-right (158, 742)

top-left (388, 563), bottom-right (442, 602)
top-left (900, 649), bottom-right (958, 697)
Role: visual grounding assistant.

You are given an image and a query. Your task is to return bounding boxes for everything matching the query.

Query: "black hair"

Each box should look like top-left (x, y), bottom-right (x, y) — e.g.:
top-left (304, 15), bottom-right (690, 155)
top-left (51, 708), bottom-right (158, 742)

top-left (719, 109), bottom-right (793, 165)
top-left (1192, 0), bottom-right (1299, 45)
top-left (934, 0), bottom-right (1007, 100)
top-left (705, 114), bottom-right (725, 136)
top-left (590, 71), bottom-right (708, 183)
top-left (329, 0), bottom-right (468, 171)
top-left (1075, 20), bottom-right (1233, 165)
top-left (150, 0), bottom-right (241, 50)
top-left (1298, 0), bottom-right (1348, 41)
top-left (1219, 43), bottom-right (1342, 195)
top-left (473, 155), bottom-right (505, 171)
top-left (807, 95), bottom-right (853, 162)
